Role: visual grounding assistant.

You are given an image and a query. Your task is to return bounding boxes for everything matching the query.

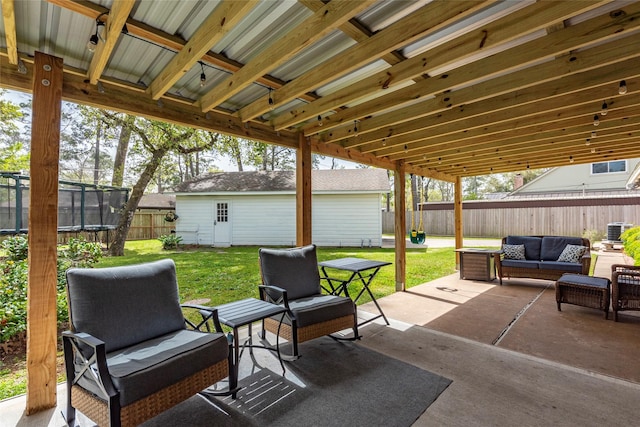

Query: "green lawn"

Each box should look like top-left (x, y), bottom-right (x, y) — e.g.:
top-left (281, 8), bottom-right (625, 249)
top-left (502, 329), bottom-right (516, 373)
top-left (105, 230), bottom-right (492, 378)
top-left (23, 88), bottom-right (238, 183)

top-left (1, 239), bottom-right (457, 400)
top-left (96, 240), bottom-right (458, 306)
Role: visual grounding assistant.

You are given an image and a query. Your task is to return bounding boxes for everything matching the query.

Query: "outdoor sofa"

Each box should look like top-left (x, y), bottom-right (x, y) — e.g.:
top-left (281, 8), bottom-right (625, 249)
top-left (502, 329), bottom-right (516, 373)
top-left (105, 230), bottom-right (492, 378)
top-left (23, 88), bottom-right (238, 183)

top-left (496, 235), bottom-right (591, 284)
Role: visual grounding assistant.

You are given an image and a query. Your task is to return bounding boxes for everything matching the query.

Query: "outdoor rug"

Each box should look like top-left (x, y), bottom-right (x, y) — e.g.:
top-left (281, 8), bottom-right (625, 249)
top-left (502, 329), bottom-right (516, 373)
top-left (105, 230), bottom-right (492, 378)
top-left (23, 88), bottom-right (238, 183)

top-left (142, 336), bottom-right (452, 427)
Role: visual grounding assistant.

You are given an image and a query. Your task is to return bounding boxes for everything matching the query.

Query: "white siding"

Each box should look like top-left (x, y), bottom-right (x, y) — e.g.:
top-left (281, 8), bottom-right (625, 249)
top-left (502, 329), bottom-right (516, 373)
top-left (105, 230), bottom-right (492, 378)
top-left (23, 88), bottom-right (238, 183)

top-left (175, 196), bottom-right (214, 245)
top-left (519, 159), bottom-right (640, 193)
top-left (175, 193), bottom-right (383, 247)
top-left (232, 195), bottom-right (297, 245)
top-left (312, 194), bottom-right (382, 247)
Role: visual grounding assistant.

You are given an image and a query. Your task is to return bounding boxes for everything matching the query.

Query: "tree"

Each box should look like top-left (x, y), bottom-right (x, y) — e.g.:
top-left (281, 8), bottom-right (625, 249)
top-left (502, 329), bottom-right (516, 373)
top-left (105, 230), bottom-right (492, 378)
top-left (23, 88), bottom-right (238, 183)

top-left (0, 90), bottom-right (29, 172)
top-left (59, 104), bottom-right (118, 184)
top-left (104, 117), bottom-right (220, 256)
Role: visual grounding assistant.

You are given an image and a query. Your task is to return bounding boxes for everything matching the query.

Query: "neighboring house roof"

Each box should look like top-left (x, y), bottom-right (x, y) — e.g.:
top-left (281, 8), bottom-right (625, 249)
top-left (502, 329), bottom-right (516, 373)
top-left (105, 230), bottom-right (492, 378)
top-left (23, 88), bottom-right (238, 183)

top-left (504, 158), bottom-right (640, 199)
top-left (173, 169), bottom-right (390, 194)
top-left (626, 162), bottom-right (640, 189)
top-left (138, 193), bottom-right (176, 209)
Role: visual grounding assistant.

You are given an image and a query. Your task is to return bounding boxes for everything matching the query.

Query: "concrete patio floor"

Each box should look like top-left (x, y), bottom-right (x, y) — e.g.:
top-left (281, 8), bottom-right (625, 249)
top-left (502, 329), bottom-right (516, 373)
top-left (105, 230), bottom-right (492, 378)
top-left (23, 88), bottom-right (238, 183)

top-left (2, 247), bottom-right (639, 426)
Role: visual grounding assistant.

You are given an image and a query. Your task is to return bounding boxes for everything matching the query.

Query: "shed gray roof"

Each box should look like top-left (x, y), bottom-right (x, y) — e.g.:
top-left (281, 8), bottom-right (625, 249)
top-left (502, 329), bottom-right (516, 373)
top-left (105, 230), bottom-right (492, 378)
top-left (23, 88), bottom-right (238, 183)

top-left (174, 169), bottom-right (390, 193)
top-left (138, 193), bottom-right (176, 209)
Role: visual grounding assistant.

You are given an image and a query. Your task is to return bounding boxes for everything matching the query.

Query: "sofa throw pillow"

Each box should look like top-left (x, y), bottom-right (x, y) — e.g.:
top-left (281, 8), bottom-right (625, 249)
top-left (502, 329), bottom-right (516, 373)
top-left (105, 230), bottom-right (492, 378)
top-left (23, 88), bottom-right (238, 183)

top-left (503, 244), bottom-right (525, 260)
top-left (557, 244), bottom-right (588, 263)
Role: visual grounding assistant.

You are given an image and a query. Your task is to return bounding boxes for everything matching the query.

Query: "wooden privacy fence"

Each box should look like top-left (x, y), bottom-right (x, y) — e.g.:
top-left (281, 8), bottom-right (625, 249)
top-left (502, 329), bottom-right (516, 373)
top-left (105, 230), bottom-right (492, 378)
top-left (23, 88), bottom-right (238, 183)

top-left (56, 211), bottom-right (175, 244)
top-left (382, 196), bottom-right (640, 238)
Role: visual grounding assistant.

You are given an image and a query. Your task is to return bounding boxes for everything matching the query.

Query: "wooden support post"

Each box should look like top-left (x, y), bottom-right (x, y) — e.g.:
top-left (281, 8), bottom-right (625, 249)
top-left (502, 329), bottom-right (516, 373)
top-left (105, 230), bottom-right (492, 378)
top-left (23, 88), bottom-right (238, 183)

top-left (296, 133), bottom-right (312, 246)
top-left (454, 176), bottom-right (463, 269)
top-left (26, 52), bottom-right (63, 414)
top-left (394, 162), bottom-right (406, 292)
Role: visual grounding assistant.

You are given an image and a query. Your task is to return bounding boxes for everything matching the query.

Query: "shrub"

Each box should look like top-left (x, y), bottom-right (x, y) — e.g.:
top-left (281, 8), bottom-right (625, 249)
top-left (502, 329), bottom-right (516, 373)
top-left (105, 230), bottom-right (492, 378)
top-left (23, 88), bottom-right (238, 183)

top-left (0, 237), bottom-right (102, 343)
top-left (1, 235), bottom-right (28, 261)
top-left (59, 237), bottom-right (103, 268)
top-left (0, 260), bottom-right (28, 342)
top-left (582, 229), bottom-right (605, 247)
top-left (158, 234), bottom-right (182, 250)
top-left (620, 226), bottom-right (640, 264)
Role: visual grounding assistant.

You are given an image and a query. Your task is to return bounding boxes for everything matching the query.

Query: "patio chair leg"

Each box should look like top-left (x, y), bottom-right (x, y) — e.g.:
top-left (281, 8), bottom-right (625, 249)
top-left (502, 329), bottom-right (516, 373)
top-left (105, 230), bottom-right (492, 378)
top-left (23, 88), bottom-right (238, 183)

top-left (61, 404), bottom-right (77, 427)
top-left (557, 302), bottom-right (561, 311)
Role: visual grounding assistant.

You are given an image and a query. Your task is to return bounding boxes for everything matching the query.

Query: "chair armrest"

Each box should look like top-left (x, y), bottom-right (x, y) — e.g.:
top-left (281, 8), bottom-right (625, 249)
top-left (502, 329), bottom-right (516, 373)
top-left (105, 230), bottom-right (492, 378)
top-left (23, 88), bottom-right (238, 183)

top-left (62, 330), bottom-right (118, 401)
top-left (580, 252), bottom-right (592, 274)
top-left (181, 304), bottom-right (223, 333)
top-left (611, 264), bottom-right (640, 274)
top-left (259, 285), bottom-right (290, 309)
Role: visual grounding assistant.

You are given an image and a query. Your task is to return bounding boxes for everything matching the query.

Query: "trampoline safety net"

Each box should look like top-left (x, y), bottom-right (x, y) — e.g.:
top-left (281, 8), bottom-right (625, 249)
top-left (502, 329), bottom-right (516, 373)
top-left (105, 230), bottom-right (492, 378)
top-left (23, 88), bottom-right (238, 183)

top-left (1, 172), bottom-right (128, 235)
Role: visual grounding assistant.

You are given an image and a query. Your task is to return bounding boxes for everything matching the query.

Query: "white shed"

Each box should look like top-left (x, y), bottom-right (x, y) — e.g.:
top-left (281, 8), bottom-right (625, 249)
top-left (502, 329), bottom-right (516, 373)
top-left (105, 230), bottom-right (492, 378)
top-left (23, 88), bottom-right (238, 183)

top-left (172, 169), bottom-right (390, 247)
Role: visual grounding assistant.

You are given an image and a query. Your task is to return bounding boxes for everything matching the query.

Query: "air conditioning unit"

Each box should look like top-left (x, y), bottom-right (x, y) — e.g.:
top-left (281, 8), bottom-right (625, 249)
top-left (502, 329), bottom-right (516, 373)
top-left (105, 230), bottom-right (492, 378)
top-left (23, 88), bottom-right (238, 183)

top-left (606, 222), bottom-right (634, 242)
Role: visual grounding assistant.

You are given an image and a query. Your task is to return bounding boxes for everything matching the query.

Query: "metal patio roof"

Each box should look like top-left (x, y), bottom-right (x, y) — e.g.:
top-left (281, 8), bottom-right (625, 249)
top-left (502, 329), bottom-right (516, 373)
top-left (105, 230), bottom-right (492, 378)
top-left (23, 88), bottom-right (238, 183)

top-left (1, 0), bottom-right (640, 182)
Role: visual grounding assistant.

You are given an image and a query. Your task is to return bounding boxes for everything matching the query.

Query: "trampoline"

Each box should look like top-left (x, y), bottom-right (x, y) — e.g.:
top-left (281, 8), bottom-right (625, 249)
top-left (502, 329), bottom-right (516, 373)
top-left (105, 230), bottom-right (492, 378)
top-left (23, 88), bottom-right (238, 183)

top-left (0, 172), bottom-right (128, 235)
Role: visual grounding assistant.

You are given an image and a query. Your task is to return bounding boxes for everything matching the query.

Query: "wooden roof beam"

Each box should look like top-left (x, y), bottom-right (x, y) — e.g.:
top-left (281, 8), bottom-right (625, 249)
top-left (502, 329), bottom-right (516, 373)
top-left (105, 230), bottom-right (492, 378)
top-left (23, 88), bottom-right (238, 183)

top-left (198, 0), bottom-right (376, 112)
top-left (238, 0), bottom-right (494, 122)
top-left (286, 0), bottom-right (609, 134)
top-left (147, 1), bottom-right (257, 100)
top-left (411, 123), bottom-right (640, 168)
top-left (87, 0), bottom-right (136, 85)
top-left (399, 103), bottom-right (640, 164)
top-left (317, 2), bottom-right (640, 143)
top-left (451, 139), bottom-right (640, 176)
top-left (1, 0), bottom-right (18, 64)
top-left (45, 0), bottom-right (316, 104)
top-left (355, 60), bottom-right (640, 155)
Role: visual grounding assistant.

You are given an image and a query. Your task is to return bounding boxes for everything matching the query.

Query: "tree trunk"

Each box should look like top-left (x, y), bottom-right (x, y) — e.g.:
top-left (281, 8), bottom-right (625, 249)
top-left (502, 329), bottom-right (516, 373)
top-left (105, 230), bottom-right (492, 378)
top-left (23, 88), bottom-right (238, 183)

top-left (410, 175), bottom-right (418, 211)
top-left (111, 115), bottom-right (134, 187)
top-left (109, 148), bottom-right (168, 256)
top-left (94, 121), bottom-right (101, 185)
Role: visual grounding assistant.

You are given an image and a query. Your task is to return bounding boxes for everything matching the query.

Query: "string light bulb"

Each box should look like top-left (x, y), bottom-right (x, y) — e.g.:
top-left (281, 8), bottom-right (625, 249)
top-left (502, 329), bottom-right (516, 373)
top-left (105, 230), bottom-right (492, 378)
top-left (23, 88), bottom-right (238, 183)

top-left (569, 155), bottom-right (574, 163)
top-left (353, 120), bottom-right (358, 136)
top-left (601, 101), bottom-right (608, 116)
top-left (317, 115), bottom-right (322, 126)
top-left (591, 130), bottom-right (597, 138)
top-left (87, 17), bottom-right (106, 52)
top-left (199, 62), bottom-right (206, 87)
top-left (585, 138), bottom-right (591, 146)
top-left (619, 80), bottom-right (627, 95)
top-left (268, 88), bottom-right (274, 109)
top-left (593, 114), bottom-right (599, 126)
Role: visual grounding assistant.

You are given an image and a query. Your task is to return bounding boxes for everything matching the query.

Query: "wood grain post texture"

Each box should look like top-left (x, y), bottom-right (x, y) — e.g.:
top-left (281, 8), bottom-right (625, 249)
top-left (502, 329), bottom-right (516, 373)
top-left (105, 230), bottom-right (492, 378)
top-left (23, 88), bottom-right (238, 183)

top-left (394, 162), bottom-right (406, 292)
top-left (26, 52), bottom-right (63, 414)
top-left (296, 133), bottom-right (312, 246)
top-left (454, 176), bottom-right (463, 270)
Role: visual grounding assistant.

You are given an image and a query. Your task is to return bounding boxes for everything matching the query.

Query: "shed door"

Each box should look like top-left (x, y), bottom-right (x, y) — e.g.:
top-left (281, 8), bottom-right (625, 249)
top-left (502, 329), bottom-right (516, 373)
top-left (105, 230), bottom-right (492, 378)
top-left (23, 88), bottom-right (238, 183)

top-left (213, 200), bottom-right (231, 247)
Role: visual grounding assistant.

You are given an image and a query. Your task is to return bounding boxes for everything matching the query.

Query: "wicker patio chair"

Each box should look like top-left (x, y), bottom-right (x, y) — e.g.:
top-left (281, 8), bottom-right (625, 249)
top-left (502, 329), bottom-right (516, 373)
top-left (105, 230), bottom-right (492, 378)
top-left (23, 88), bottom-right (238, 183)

top-left (611, 264), bottom-right (640, 322)
top-left (258, 244), bottom-right (358, 358)
top-left (62, 259), bottom-right (230, 427)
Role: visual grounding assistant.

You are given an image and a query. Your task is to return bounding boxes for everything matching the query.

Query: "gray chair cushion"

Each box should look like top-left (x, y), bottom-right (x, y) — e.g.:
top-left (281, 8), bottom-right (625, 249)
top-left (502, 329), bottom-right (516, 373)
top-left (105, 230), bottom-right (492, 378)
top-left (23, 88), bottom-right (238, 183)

top-left (66, 259), bottom-right (185, 353)
top-left (540, 261), bottom-right (584, 273)
top-left (505, 236), bottom-right (542, 260)
top-left (540, 236), bottom-right (584, 261)
top-left (501, 259), bottom-right (540, 269)
top-left (77, 329), bottom-right (228, 406)
top-left (278, 295), bottom-right (355, 327)
top-left (259, 245), bottom-right (322, 300)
